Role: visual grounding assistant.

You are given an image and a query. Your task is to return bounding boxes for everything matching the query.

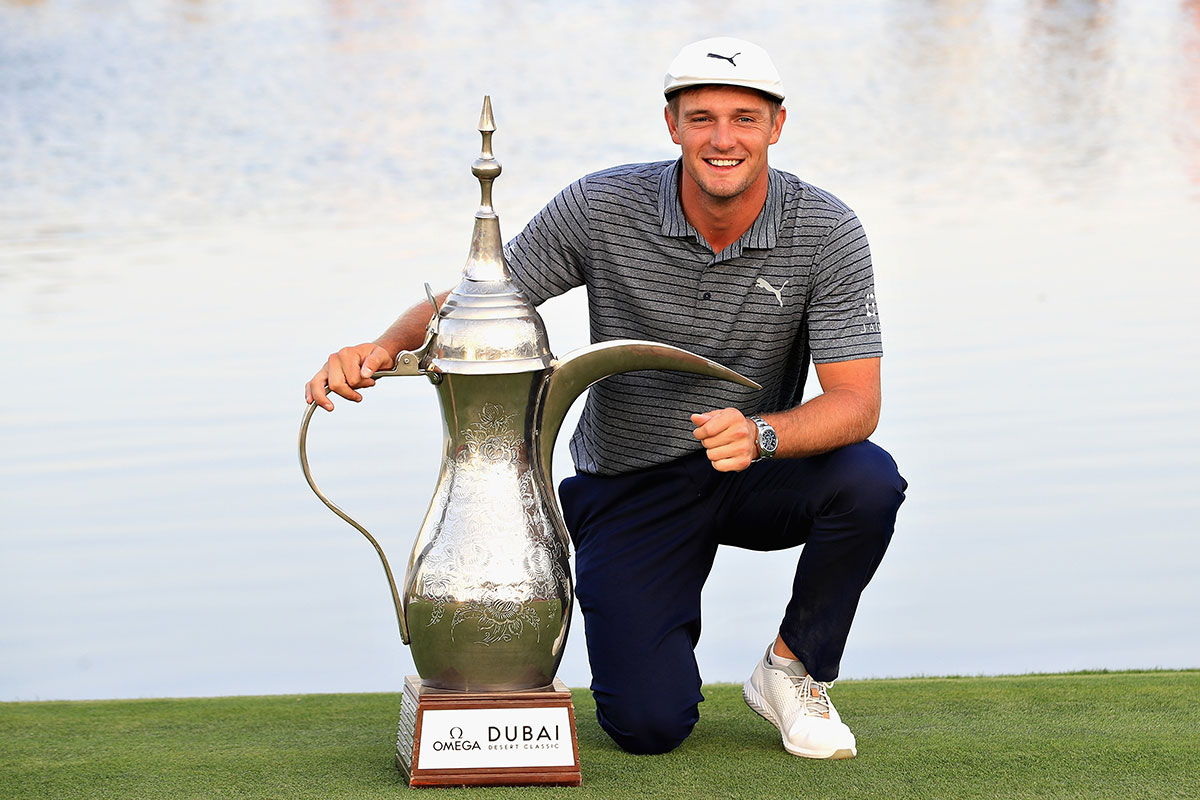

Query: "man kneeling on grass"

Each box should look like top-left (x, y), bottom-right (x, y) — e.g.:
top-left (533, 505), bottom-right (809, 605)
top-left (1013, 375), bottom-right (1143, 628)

top-left (307, 37), bottom-right (906, 760)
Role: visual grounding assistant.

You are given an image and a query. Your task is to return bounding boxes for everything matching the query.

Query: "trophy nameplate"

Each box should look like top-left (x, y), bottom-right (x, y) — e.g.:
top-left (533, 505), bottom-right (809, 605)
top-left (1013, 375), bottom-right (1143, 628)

top-left (395, 676), bottom-right (581, 788)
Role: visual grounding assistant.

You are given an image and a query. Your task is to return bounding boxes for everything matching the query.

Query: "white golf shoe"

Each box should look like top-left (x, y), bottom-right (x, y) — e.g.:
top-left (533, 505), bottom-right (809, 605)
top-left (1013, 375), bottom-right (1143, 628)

top-left (743, 646), bottom-right (857, 759)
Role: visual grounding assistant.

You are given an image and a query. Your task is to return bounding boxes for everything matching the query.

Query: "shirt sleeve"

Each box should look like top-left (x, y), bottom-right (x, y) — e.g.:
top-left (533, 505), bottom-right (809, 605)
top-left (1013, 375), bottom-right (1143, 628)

top-left (807, 209), bottom-right (884, 363)
top-left (503, 177), bottom-right (591, 306)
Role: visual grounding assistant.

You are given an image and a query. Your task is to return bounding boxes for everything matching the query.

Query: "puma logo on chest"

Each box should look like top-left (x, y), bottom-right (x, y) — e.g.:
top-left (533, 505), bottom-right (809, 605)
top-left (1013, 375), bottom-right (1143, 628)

top-left (755, 277), bottom-right (788, 306)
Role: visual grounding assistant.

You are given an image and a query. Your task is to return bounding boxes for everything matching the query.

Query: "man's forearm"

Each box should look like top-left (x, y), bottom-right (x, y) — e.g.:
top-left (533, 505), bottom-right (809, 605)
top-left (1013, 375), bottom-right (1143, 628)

top-left (374, 289), bottom-right (452, 359)
top-left (760, 384), bottom-right (880, 460)
top-left (691, 357), bottom-right (881, 471)
top-left (757, 356), bottom-right (881, 459)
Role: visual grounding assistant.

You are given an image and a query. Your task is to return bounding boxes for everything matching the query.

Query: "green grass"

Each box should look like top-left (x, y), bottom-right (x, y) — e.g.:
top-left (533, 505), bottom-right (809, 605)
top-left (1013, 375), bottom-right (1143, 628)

top-left (2, 671), bottom-right (1197, 799)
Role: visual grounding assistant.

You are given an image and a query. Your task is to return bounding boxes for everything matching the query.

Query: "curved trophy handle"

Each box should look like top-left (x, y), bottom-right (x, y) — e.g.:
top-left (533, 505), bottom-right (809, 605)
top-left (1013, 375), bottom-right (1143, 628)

top-left (297, 357), bottom-right (427, 646)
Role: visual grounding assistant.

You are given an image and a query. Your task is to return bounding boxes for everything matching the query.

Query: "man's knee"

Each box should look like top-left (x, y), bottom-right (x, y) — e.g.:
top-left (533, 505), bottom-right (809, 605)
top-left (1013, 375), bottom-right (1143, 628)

top-left (595, 691), bottom-right (699, 755)
top-left (826, 441), bottom-right (907, 517)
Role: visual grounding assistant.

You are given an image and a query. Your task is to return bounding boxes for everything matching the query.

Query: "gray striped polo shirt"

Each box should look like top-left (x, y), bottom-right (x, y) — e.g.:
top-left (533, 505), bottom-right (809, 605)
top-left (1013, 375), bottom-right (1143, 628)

top-left (504, 158), bottom-right (882, 476)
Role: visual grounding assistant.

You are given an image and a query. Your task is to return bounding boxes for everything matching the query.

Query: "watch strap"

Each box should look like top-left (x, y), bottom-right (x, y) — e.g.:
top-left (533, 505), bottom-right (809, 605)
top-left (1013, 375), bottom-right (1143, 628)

top-left (748, 415), bottom-right (777, 461)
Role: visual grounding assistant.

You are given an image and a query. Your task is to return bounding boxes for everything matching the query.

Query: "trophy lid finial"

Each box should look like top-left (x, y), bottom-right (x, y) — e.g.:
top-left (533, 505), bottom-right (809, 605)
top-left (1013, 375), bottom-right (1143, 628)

top-left (462, 96), bottom-right (507, 281)
top-left (478, 95), bottom-right (496, 139)
top-left (471, 95), bottom-right (502, 218)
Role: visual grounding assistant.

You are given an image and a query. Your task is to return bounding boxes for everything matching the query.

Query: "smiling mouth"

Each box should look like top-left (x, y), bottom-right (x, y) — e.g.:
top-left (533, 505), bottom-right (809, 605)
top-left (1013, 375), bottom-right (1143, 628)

top-left (704, 158), bottom-right (743, 168)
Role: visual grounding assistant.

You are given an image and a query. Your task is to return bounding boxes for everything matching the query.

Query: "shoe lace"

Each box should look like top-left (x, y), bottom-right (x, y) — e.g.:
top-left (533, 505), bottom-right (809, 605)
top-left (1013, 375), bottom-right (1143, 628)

top-left (788, 673), bottom-right (834, 719)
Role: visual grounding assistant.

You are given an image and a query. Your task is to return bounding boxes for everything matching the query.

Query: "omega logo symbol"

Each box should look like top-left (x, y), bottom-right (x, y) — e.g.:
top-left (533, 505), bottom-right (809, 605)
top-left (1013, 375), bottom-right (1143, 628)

top-left (432, 725), bottom-right (481, 751)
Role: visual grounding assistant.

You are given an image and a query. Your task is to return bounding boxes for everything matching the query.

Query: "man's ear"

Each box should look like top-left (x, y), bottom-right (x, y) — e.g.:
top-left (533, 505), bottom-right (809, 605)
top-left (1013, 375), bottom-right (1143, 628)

top-left (769, 106), bottom-right (787, 145)
top-left (665, 105), bottom-right (682, 145)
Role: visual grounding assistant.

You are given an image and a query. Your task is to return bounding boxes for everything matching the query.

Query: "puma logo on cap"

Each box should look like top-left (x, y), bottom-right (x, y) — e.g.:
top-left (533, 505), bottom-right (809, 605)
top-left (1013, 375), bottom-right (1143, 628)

top-left (706, 51), bottom-right (741, 67)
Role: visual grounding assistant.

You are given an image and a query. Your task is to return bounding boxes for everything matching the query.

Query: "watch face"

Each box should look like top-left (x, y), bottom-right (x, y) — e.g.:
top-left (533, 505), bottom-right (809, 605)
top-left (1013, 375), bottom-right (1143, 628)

top-left (761, 429), bottom-right (778, 452)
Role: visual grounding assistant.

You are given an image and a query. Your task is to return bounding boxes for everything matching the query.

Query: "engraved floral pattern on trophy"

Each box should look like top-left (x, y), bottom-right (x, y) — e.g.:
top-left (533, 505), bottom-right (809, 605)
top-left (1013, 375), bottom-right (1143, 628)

top-left (458, 402), bottom-right (520, 466)
top-left (407, 397), bottom-right (570, 683)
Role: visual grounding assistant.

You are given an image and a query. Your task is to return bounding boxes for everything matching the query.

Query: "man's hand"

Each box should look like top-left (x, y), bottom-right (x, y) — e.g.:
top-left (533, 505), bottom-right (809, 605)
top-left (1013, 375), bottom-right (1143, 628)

top-left (305, 343), bottom-right (395, 411)
top-left (691, 408), bottom-right (758, 472)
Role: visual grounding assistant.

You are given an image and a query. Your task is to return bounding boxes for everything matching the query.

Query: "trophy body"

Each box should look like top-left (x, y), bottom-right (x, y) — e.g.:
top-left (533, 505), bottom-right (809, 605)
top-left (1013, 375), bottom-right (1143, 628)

top-left (406, 372), bottom-right (571, 693)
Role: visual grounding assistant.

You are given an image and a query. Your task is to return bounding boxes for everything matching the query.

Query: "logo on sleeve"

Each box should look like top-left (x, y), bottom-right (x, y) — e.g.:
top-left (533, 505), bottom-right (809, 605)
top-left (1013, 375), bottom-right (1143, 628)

top-left (863, 291), bottom-right (880, 333)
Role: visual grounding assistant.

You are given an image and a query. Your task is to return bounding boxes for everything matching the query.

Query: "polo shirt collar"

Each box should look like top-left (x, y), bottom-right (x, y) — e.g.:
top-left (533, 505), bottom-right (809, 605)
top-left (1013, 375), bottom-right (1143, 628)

top-left (657, 159), bottom-right (783, 253)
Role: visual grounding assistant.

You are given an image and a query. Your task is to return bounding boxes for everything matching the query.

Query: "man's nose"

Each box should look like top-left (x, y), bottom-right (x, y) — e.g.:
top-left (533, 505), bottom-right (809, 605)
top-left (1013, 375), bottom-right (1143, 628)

top-left (710, 120), bottom-right (736, 150)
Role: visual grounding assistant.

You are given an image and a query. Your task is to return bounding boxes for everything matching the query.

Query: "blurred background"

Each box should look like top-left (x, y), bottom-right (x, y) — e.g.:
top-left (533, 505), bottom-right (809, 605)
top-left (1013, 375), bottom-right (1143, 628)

top-left (2, 0), bottom-right (1198, 701)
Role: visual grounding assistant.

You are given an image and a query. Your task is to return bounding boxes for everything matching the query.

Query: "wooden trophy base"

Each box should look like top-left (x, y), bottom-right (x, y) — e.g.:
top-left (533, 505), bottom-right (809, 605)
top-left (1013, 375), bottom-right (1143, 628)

top-left (395, 675), bottom-right (581, 788)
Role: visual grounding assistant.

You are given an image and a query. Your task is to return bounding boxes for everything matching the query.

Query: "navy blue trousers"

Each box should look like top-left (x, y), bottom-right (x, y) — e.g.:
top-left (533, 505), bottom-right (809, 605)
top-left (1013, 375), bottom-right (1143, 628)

top-left (558, 440), bottom-right (906, 755)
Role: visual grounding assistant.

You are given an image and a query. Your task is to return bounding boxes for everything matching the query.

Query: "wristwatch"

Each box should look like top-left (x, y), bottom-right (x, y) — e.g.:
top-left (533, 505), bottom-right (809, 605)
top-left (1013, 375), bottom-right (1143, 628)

top-left (748, 415), bottom-right (777, 462)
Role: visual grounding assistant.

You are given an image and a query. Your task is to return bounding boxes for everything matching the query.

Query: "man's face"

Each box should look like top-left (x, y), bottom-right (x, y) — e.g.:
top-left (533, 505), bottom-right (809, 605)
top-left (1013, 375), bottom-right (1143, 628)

top-left (665, 85), bottom-right (786, 204)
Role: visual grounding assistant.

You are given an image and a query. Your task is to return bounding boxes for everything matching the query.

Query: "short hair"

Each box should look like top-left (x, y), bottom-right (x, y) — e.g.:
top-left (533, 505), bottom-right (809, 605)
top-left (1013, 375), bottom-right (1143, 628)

top-left (666, 86), bottom-right (783, 123)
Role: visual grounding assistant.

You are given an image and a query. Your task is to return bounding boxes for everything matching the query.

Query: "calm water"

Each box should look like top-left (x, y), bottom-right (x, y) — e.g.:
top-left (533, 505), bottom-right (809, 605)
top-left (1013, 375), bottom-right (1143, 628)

top-left (2, 0), bottom-right (1199, 701)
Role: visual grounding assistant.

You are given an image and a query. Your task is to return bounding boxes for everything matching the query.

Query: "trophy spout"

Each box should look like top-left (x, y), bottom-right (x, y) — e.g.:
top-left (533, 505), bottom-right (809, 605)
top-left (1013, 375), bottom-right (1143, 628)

top-left (532, 340), bottom-right (761, 499)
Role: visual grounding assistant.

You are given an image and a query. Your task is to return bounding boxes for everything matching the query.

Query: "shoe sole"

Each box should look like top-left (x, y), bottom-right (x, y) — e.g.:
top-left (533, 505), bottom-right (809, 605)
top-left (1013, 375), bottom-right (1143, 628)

top-left (742, 678), bottom-right (857, 760)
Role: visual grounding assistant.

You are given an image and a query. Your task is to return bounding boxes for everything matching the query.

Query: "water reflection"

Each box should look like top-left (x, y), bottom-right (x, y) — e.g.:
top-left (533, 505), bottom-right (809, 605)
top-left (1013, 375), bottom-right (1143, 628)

top-left (1176, 0), bottom-right (1200, 188)
top-left (1021, 0), bottom-right (1115, 191)
top-left (881, 1), bottom-right (997, 203)
top-left (1, 1), bottom-right (1198, 702)
top-left (3, 1), bottom-right (1196, 243)
top-left (876, 0), bottom-right (1129, 205)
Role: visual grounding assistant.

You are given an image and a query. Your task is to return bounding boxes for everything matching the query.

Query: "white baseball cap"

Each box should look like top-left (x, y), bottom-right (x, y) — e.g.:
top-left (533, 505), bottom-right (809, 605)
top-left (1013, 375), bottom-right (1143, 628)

top-left (663, 37), bottom-right (785, 101)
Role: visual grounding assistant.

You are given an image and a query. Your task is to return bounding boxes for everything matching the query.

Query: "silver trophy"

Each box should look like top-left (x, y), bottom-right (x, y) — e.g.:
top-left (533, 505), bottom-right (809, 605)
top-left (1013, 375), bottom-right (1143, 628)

top-left (299, 97), bottom-right (756, 786)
